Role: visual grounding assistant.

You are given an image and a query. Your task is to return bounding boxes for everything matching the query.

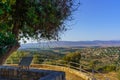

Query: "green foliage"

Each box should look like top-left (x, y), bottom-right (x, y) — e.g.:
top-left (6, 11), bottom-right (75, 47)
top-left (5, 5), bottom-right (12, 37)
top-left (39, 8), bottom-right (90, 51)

top-left (102, 65), bottom-right (116, 72)
top-left (93, 65), bottom-right (116, 73)
top-left (0, 32), bottom-right (17, 57)
top-left (5, 47), bottom-right (120, 74)
top-left (6, 51), bottom-right (29, 64)
top-left (89, 60), bottom-right (99, 70)
top-left (0, 0), bottom-right (12, 21)
top-left (0, 0), bottom-right (78, 59)
top-left (63, 51), bottom-right (81, 67)
top-left (0, 0), bottom-right (17, 57)
top-left (5, 50), bottom-right (62, 64)
top-left (0, 0), bottom-right (76, 40)
top-left (77, 47), bottom-right (120, 72)
top-left (0, 9), bottom-right (4, 15)
top-left (33, 53), bottom-right (44, 64)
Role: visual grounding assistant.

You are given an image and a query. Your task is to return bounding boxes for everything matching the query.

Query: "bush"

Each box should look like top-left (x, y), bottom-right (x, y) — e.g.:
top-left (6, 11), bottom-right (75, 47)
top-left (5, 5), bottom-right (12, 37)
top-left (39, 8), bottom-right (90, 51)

top-left (95, 65), bottom-right (116, 72)
top-left (103, 65), bottom-right (116, 72)
top-left (63, 51), bottom-right (81, 67)
top-left (33, 53), bottom-right (44, 64)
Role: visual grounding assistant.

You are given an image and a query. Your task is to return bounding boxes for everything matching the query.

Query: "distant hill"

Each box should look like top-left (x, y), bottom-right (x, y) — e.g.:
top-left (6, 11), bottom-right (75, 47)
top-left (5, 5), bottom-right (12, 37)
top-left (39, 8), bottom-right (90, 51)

top-left (19, 40), bottom-right (120, 50)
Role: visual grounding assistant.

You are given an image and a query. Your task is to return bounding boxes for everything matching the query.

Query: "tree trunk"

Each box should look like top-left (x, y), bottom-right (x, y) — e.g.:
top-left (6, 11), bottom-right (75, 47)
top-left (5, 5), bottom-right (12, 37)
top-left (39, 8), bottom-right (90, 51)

top-left (0, 43), bottom-right (20, 65)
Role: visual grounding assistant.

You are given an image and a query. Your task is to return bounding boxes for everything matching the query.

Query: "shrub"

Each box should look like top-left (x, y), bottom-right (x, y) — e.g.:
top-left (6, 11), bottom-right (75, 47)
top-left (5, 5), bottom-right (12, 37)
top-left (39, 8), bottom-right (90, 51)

top-left (63, 51), bottom-right (81, 67)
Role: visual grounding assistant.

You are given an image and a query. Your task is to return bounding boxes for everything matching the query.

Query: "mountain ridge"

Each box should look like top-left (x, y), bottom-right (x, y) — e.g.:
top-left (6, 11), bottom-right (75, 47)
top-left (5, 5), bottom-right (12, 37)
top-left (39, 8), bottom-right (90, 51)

top-left (19, 40), bottom-right (120, 49)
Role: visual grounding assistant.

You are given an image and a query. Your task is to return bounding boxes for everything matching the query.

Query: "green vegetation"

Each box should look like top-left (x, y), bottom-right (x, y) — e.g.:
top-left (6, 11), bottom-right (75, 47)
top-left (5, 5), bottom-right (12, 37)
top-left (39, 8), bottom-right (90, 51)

top-left (7, 47), bottom-right (120, 73)
top-left (0, 32), bottom-right (17, 57)
top-left (6, 50), bottom-right (63, 64)
top-left (6, 46), bottom-right (120, 80)
top-left (78, 47), bottom-right (120, 72)
top-left (0, 0), bottom-right (78, 64)
top-left (0, 0), bottom-right (74, 40)
top-left (6, 51), bottom-right (29, 64)
top-left (63, 51), bottom-right (81, 67)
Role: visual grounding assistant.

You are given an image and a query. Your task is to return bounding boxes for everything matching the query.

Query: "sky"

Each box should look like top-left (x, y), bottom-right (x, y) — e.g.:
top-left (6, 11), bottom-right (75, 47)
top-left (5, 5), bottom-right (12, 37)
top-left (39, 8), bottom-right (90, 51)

top-left (61, 0), bottom-right (120, 41)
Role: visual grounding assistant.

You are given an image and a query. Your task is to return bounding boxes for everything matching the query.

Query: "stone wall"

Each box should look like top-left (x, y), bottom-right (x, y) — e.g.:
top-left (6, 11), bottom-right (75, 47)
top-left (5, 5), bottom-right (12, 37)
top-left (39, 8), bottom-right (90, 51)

top-left (6, 64), bottom-right (93, 80)
top-left (0, 66), bottom-right (66, 80)
top-left (40, 72), bottom-right (65, 80)
top-left (31, 64), bottom-right (92, 80)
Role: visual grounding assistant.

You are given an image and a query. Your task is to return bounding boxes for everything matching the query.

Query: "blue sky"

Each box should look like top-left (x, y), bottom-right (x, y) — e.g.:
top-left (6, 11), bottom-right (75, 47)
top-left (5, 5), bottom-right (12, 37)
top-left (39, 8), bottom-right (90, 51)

top-left (61, 0), bottom-right (120, 41)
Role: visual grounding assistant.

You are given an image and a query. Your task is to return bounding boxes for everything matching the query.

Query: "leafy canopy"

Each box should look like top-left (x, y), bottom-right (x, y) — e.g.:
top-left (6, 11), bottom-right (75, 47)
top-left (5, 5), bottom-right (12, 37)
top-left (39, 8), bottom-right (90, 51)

top-left (0, 0), bottom-right (79, 55)
top-left (0, 0), bottom-right (77, 41)
top-left (63, 51), bottom-right (81, 64)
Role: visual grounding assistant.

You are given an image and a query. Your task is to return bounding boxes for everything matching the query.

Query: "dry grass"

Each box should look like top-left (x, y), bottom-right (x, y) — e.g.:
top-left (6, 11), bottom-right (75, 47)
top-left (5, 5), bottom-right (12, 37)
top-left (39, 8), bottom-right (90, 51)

top-left (95, 72), bottom-right (118, 80)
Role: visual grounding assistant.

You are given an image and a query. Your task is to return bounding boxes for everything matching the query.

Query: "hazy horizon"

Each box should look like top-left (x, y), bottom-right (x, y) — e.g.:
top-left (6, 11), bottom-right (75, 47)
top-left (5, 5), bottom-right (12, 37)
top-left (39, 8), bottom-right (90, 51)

top-left (20, 39), bottom-right (120, 44)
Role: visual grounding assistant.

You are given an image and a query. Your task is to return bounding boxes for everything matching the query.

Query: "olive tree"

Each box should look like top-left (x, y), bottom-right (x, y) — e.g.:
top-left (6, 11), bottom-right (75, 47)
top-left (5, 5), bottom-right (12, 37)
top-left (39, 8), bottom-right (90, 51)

top-left (0, 0), bottom-right (80, 65)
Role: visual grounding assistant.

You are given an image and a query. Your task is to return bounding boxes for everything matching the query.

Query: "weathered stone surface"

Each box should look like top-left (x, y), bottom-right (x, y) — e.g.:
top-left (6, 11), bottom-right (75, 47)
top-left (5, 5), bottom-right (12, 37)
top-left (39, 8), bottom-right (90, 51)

top-left (40, 72), bottom-right (65, 80)
top-left (0, 66), bottom-right (66, 80)
top-left (33, 64), bottom-right (92, 80)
